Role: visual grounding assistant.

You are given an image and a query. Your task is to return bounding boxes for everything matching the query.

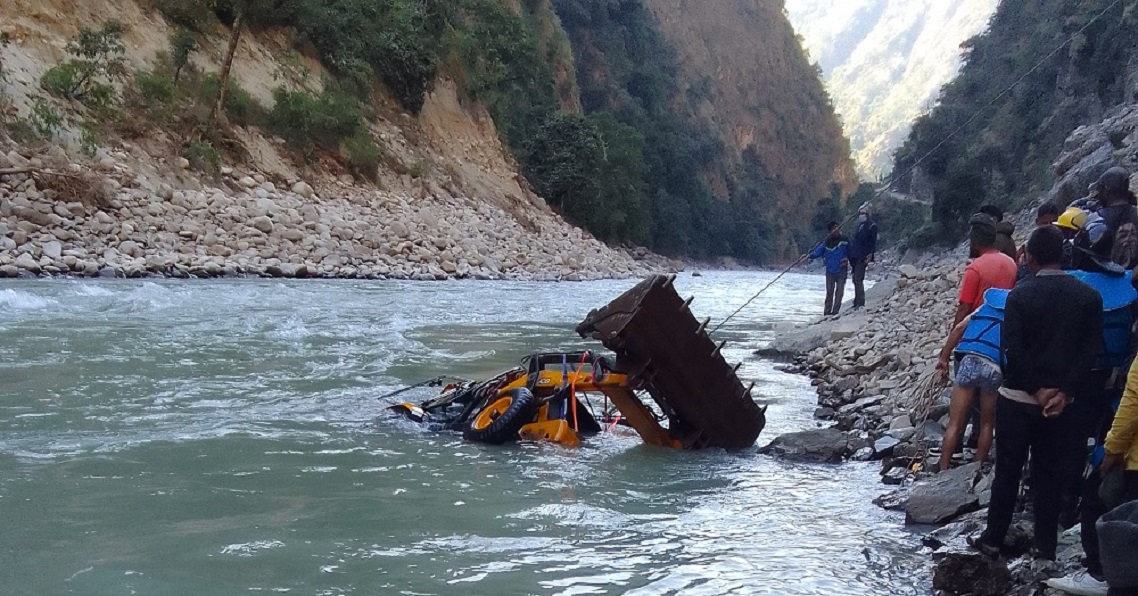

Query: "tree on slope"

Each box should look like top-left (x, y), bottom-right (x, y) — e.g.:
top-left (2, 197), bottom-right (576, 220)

top-left (209, 0), bottom-right (276, 123)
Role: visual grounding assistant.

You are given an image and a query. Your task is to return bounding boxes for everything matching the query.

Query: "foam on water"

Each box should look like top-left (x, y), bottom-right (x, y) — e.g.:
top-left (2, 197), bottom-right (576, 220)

top-left (0, 288), bottom-right (55, 310)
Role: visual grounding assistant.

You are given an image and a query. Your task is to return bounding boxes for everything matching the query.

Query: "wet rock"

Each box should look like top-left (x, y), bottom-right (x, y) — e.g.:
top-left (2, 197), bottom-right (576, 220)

top-left (905, 462), bottom-right (982, 525)
top-left (932, 551), bottom-right (1011, 596)
top-left (851, 446), bottom-right (875, 461)
top-left (882, 467), bottom-right (909, 485)
top-left (874, 488), bottom-right (908, 511)
top-left (814, 407), bottom-right (836, 419)
top-left (872, 436), bottom-right (901, 459)
top-left (760, 427), bottom-right (854, 463)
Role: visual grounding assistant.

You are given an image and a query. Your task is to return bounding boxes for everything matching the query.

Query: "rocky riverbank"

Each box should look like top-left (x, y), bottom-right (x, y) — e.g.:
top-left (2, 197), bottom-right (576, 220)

top-left (0, 147), bottom-right (676, 281)
top-left (758, 97), bottom-right (1138, 595)
top-left (763, 254), bottom-right (1090, 595)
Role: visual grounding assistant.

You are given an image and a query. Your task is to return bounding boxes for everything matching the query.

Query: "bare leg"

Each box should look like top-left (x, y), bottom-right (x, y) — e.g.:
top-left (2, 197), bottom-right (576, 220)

top-left (976, 389), bottom-right (998, 464)
top-left (940, 384), bottom-right (974, 472)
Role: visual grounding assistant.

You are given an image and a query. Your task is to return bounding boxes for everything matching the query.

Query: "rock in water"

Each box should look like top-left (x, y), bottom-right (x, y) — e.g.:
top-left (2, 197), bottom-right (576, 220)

top-left (932, 551), bottom-right (1011, 596)
top-left (760, 428), bottom-right (853, 463)
top-left (905, 462), bottom-right (982, 524)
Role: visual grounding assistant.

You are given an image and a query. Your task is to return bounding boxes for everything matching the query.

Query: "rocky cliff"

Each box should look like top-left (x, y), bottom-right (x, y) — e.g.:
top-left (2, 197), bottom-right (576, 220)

top-left (786, 0), bottom-right (999, 178)
top-left (553, 0), bottom-right (857, 259)
top-left (644, 0), bottom-right (859, 241)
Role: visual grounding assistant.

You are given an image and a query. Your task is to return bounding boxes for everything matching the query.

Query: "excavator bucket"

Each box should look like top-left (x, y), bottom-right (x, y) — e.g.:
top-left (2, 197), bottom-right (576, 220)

top-left (575, 275), bottom-right (766, 449)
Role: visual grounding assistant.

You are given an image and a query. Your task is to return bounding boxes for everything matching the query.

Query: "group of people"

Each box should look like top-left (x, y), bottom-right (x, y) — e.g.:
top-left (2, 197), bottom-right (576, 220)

top-left (804, 206), bottom-right (878, 316)
top-left (932, 167), bottom-right (1138, 596)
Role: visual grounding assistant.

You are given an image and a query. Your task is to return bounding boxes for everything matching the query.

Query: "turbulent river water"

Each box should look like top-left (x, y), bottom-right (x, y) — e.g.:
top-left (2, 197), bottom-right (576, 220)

top-left (0, 272), bottom-right (929, 595)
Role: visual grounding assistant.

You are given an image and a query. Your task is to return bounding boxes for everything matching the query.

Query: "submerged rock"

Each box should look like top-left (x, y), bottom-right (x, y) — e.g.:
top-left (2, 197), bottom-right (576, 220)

top-left (760, 427), bottom-right (855, 463)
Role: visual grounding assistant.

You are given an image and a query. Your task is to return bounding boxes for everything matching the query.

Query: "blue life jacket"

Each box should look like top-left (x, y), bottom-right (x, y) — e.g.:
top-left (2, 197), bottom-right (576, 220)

top-left (1068, 270), bottom-right (1137, 370)
top-left (956, 288), bottom-right (1010, 365)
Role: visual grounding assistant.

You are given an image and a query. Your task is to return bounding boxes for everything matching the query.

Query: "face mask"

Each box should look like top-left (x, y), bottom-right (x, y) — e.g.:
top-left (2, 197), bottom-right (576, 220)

top-left (859, 214), bottom-right (867, 223)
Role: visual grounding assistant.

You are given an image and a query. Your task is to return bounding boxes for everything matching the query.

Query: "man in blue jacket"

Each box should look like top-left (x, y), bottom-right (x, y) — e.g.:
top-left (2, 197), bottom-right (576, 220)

top-left (805, 221), bottom-right (850, 316)
top-left (849, 206), bottom-right (878, 309)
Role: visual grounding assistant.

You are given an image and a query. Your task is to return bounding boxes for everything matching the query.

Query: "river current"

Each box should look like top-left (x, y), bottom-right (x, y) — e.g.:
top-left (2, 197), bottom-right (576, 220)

top-left (0, 272), bottom-right (928, 595)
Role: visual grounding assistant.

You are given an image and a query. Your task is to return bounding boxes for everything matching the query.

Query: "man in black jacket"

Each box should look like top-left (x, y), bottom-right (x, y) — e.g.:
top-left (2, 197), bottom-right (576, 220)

top-left (848, 206), bottom-right (878, 309)
top-left (972, 226), bottom-right (1103, 560)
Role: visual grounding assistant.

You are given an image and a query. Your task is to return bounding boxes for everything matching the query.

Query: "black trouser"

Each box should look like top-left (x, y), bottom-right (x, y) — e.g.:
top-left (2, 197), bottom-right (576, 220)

top-left (850, 258), bottom-right (868, 307)
top-left (981, 397), bottom-right (1080, 558)
top-left (1072, 375), bottom-right (1121, 577)
top-left (825, 268), bottom-right (847, 316)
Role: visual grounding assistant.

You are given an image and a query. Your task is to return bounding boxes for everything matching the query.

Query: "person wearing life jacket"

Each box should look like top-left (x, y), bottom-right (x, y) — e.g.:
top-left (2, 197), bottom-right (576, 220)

top-left (971, 226), bottom-right (1103, 563)
top-left (1048, 238), bottom-right (1138, 596)
top-left (936, 287), bottom-right (1010, 471)
top-left (953, 213), bottom-right (1017, 327)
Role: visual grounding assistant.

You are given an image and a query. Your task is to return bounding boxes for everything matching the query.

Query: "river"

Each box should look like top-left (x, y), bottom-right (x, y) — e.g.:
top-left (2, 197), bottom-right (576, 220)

top-left (0, 272), bottom-right (929, 595)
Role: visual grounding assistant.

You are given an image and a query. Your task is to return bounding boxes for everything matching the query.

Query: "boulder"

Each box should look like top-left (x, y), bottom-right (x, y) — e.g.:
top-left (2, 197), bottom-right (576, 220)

top-left (42, 240), bottom-right (62, 260)
top-left (872, 436), bottom-right (901, 459)
top-left (931, 551), bottom-right (1011, 596)
top-left (292, 181), bottom-right (314, 199)
top-left (899, 264), bottom-right (920, 279)
top-left (760, 428), bottom-right (854, 463)
top-left (905, 462), bottom-right (982, 525)
top-left (14, 252), bottom-right (40, 273)
top-left (251, 216), bottom-right (274, 234)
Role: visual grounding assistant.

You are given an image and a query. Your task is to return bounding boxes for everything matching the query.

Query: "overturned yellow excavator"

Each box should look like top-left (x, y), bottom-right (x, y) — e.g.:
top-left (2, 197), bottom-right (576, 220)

top-left (389, 275), bottom-right (767, 449)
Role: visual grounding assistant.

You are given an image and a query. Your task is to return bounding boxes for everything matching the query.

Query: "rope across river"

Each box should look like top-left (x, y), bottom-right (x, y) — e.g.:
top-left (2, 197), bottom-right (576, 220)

top-left (709, 201), bottom-right (868, 335)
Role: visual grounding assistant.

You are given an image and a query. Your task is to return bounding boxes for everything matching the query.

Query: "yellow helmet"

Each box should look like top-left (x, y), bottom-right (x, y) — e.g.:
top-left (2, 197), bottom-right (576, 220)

top-left (1055, 207), bottom-right (1088, 230)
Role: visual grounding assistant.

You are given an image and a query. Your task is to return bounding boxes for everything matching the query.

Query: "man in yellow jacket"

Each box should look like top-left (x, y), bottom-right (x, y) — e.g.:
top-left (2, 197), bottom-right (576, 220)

top-left (1101, 360), bottom-right (1138, 495)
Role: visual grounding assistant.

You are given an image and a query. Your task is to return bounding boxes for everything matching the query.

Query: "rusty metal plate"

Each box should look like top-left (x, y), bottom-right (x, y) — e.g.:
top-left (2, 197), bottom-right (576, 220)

top-left (576, 275), bottom-right (766, 449)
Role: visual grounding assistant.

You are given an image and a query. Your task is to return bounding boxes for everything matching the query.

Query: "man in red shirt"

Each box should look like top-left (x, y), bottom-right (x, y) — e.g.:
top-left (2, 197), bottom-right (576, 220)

top-left (954, 213), bottom-right (1019, 327)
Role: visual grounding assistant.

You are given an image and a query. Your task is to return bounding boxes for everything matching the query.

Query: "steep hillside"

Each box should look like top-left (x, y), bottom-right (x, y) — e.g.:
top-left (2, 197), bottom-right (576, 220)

top-left (553, 0), bottom-right (857, 259)
top-left (786, 0), bottom-right (998, 177)
top-left (1, 0), bottom-right (856, 265)
top-left (891, 0), bottom-right (1138, 246)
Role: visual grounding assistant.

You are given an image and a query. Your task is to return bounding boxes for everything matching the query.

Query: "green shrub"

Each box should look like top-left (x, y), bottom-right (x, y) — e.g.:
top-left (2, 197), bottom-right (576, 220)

top-left (290, 0), bottom-right (440, 111)
top-left (185, 140), bottom-right (221, 173)
top-left (407, 159), bottom-right (429, 179)
top-left (78, 121), bottom-right (101, 157)
top-left (268, 87), bottom-right (361, 157)
top-left (344, 130), bottom-right (382, 179)
top-left (195, 73), bottom-right (266, 127)
top-left (29, 100), bottom-right (64, 140)
top-left (135, 70), bottom-right (176, 104)
top-left (40, 21), bottom-right (126, 107)
top-left (169, 29), bottom-right (197, 83)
